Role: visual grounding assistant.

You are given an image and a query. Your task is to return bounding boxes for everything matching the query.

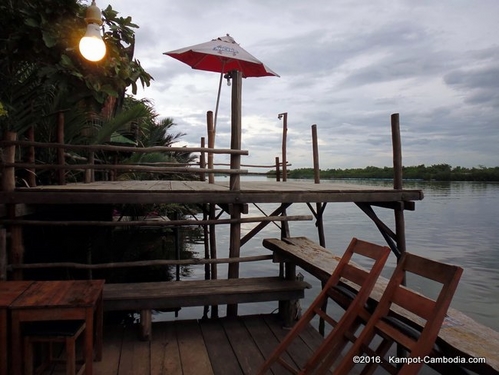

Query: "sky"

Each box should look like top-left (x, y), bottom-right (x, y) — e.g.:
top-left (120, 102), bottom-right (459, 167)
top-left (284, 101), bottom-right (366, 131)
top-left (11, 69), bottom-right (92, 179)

top-left (103, 0), bottom-right (498, 171)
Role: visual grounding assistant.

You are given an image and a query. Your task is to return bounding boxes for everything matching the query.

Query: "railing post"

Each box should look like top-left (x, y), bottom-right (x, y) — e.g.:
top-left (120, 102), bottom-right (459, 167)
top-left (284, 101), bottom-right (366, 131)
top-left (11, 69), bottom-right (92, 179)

top-left (275, 157), bottom-right (281, 182)
top-left (26, 126), bottom-right (36, 187)
top-left (278, 112), bottom-right (288, 181)
top-left (200, 137), bottom-right (206, 182)
top-left (85, 151), bottom-right (95, 183)
top-left (207, 111), bottom-right (215, 184)
top-left (2, 131), bottom-right (16, 192)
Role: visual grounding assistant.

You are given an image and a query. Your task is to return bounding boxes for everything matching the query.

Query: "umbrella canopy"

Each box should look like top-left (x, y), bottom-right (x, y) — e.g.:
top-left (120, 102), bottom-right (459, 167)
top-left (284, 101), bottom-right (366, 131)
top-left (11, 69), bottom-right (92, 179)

top-left (164, 34), bottom-right (279, 78)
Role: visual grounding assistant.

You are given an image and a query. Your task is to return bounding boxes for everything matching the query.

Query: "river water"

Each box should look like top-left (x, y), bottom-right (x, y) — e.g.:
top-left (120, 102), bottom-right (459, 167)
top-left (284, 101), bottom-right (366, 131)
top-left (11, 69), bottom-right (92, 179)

top-left (167, 179), bottom-right (499, 333)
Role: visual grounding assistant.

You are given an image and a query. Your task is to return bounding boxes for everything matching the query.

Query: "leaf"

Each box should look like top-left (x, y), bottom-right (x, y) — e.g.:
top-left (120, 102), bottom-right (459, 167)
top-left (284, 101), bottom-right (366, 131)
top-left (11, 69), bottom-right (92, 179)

top-left (42, 31), bottom-right (57, 48)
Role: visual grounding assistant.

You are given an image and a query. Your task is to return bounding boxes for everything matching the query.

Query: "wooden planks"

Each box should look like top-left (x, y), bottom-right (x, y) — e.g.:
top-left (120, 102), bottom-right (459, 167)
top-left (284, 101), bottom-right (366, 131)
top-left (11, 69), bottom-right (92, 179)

top-left (92, 314), bottom-right (327, 375)
top-left (1, 180), bottom-right (424, 205)
top-left (103, 277), bottom-right (310, 312)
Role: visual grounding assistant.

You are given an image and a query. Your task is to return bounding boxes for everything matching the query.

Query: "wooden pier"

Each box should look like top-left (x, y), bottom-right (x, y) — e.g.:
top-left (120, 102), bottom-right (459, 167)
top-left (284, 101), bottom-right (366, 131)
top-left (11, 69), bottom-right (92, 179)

top-left (2, 110), bottom-right (498, 374)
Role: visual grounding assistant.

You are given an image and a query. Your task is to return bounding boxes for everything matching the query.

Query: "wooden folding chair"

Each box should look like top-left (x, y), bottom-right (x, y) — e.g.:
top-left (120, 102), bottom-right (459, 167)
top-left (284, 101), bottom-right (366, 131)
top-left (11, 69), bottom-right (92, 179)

top-left (257, 238), bottom-right (391, 375)
top-left (326, 252), bottom-right (463, 375)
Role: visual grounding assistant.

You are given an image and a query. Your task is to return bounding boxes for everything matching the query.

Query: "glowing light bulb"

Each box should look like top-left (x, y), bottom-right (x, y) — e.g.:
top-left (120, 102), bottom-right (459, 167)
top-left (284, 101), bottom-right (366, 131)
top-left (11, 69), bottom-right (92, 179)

top-left (79, 1), bottom-right (106, 62)
top-left (79, 24), bottom-right (106, 61)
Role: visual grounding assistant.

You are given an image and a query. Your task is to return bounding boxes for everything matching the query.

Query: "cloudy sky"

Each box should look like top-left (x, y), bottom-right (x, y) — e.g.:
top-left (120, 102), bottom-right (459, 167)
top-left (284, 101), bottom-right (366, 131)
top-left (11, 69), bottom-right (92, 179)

top-left (105, 0), bottom-right (498, 170)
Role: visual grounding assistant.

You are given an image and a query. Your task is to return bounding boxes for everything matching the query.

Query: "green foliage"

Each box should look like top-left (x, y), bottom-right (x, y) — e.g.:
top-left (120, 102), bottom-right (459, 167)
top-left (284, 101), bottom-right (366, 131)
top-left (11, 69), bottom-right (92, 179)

top-left (273, 164), bottom-right (499, 181)
top-left (0, 0), bottom-right (153, 133)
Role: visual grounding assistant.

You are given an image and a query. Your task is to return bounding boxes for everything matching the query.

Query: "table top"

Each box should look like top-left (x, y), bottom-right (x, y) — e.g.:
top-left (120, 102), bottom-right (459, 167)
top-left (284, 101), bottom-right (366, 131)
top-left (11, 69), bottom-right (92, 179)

top-left (9, 280), bottom-right (105, 310)
top-left (0, 281), bottom-right (34, 308)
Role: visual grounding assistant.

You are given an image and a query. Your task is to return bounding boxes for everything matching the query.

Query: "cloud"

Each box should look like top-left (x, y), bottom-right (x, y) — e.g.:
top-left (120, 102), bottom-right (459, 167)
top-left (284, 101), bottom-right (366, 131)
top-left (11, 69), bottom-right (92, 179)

top-left (113, 0), bottom-right (499, 170)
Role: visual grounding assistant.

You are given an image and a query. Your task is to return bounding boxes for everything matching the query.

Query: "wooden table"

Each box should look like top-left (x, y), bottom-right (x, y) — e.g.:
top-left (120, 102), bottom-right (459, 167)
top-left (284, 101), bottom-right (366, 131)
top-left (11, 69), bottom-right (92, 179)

top-left (0, 281), bottom-right (34, 375)
top-left (9, 280), bottom-right (104, 375)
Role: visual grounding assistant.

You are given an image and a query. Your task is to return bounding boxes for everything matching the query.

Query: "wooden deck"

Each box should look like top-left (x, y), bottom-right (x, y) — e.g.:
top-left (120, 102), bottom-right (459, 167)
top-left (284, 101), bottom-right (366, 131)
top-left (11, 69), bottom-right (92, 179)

top-left (264, 237), bottom-right (499, 375)
top-left (75, 314), bottom-right (326, 375)
top-left (0, 180), bottom-right (424, 205)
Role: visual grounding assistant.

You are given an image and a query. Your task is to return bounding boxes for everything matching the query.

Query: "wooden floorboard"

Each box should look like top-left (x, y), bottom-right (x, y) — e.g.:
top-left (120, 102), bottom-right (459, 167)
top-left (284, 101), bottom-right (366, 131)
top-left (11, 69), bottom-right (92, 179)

top-left (243, 315), bottom-right (298, 375)
top-left (200, 319), bottom-right (243, 375)
top-left (222, 317), bottom-right (265, 375)
top-left (89, 314), bottom-right (327, 375)
top-left (5, 180), bottom-right (424, 205)
top-left (176, 320), bottom-right (214, 375)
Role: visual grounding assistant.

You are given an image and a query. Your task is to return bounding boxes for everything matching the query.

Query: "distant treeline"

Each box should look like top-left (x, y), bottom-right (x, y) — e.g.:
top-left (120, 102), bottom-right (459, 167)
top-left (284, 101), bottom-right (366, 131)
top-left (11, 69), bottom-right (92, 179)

top-left (268, 164), bottom-right (499, 181)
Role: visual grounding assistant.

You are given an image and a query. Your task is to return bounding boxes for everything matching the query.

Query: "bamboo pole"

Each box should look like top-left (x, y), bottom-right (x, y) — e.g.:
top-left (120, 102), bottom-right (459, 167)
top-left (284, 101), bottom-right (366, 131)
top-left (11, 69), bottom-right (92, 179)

top-left (0, 140), bottom-right (248, 155)
top-left (0, 215), bottom-right (312, 227)
top-left (9, 254), bottom-right (273, 271)
top-left (4, 163), bottom-right (248, 175)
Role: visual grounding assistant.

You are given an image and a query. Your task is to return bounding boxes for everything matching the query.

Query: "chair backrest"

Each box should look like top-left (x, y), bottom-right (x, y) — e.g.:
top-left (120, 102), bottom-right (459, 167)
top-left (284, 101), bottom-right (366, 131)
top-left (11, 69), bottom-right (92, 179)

top-left (333, 252), bottom-right (463, 375)
top-left (381, 252), bottom-right (463, 359)
top-left (323, 237), bottom-right (391, 309)
top-left (298, 238), bottom-right (391, 373)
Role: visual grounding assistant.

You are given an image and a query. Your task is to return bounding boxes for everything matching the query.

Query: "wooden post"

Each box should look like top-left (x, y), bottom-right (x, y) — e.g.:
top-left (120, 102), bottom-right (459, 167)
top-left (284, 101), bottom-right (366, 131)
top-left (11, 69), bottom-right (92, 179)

top-left (275, 157), bottom-right (281, 182)
top-left (85, 151), bottom-right (95, 183)
top-left (200, 137), bottom-right (206, 181)
top-left (391, 112), bottom-right (407, 360)
top-left (209, 202), bottom-right (218, 318)
top-left (207, 111), bottom-right (215, 184)
top-left (392, 113), bottom-right (403, 191)
top-left (2, 132), bottom-right (24, 280)
top-left (312, 125), bottom-right (320, 184)
top-left (2, 132), bottom-right (16, 192)
top-left (391, 113), bottom-right (406, 256)
top-left (229, 70), bottom-right (242, 192)
top-left (57, 111), bottom-right (66, 185)
top-left (311, 125), bottom-right (326, 247)
top-left (0, 229), bottom-right (6, 280)
top-left (312, 124), bottom-right (327, 334)
top-left (227, 70), bottom-right (242, 317)
top-left (279, 112), bottom-right (288, 181)
top-left (26, 126), bottom-right (36, 187)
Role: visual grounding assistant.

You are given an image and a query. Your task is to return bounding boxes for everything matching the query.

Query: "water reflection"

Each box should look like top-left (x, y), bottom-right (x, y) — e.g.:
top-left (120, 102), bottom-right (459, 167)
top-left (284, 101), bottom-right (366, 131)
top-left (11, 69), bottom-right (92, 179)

top-left (186, 178), bottom-right (499, 331)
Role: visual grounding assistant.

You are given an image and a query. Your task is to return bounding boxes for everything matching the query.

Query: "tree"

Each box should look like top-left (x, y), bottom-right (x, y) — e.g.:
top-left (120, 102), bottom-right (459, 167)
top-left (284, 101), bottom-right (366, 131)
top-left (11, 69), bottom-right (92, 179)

top-left (0, 0), bottom-right (152, 133)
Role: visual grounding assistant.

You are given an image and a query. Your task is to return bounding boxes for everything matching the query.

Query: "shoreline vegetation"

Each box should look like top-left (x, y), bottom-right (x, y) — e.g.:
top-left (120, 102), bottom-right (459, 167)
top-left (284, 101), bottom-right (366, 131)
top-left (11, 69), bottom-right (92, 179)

top-left (264, 164), bottom-right (499, 182)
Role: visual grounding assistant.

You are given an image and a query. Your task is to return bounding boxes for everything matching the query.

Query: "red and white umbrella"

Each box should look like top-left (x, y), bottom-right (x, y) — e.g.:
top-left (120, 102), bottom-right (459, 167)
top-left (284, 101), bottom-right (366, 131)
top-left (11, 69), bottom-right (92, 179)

top-left (164, 34), bottom-right (279, 128)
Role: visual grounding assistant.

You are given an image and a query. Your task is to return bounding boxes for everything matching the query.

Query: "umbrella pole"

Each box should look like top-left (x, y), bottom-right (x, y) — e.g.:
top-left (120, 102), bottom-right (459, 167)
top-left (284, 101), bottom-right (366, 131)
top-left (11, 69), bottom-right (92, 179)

top-left (214, 72), bottom-right (223, 132)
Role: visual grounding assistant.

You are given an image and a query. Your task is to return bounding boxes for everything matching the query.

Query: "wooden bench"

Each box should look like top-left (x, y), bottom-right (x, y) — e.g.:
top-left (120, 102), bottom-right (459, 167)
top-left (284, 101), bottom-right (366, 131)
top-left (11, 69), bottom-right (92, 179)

top-left (103, 276), bottom-right (310, 340)
top-left (263, 236), bottom-right (499, 375)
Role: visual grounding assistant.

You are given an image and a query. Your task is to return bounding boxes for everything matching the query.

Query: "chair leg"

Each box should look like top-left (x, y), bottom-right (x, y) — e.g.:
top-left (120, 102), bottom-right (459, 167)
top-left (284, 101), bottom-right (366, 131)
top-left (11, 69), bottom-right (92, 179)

top-left (24, 337), bottom-right (34, 375)
top-left (66, 336), bottom-right (76, 375)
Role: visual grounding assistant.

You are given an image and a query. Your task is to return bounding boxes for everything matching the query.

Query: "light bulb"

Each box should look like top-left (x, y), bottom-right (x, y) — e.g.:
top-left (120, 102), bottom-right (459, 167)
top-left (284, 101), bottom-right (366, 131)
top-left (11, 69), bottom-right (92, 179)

top-left (79, 23), bottom-right (106, 61)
